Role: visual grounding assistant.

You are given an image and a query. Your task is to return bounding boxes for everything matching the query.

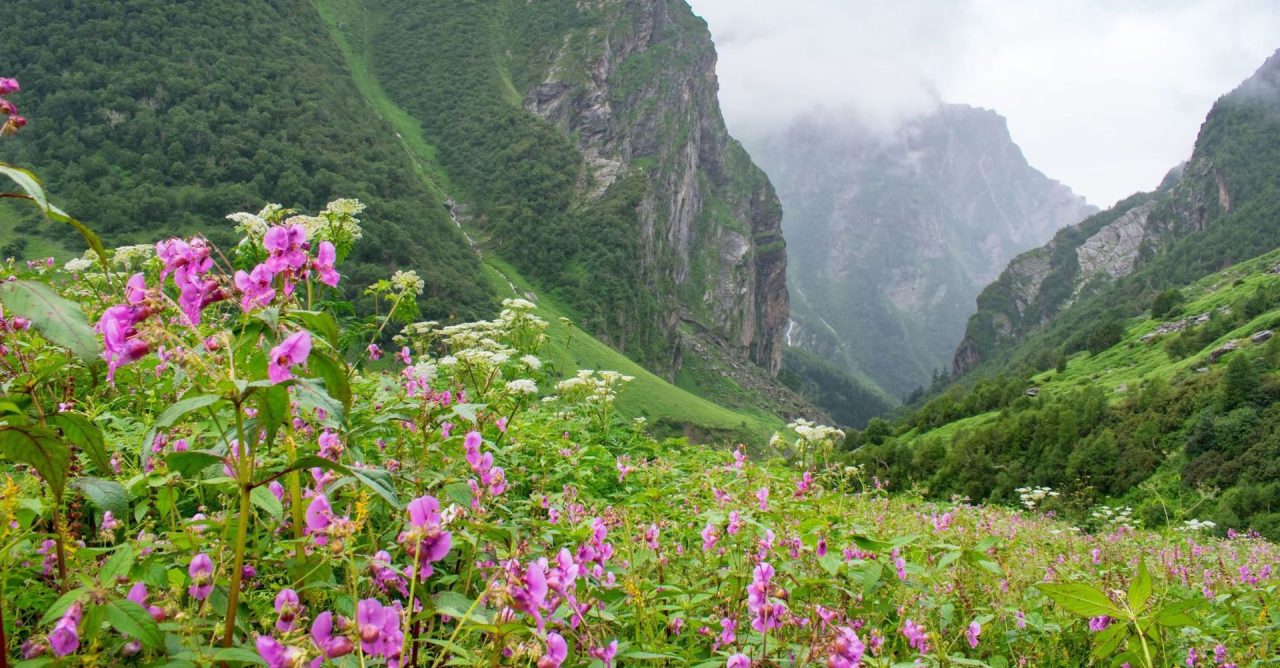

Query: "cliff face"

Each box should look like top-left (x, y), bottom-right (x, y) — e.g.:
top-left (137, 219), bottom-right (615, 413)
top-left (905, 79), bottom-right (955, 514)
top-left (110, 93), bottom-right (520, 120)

top-left (749, 105), bottom-right (1094, 397)
top-left (953, 49), bottom-right (1280, 376)
top-left (521, 0), bottom-right (788, 375)
top-left (369, 0), bottom-right (788, 381)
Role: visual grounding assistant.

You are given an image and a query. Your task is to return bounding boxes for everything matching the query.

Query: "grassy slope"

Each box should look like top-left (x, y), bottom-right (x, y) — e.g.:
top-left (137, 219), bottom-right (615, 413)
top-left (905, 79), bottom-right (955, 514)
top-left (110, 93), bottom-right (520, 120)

top-left (313, 0), bottom-right (782, 446)
top-left (909, 247), bottom-right (1280, 442)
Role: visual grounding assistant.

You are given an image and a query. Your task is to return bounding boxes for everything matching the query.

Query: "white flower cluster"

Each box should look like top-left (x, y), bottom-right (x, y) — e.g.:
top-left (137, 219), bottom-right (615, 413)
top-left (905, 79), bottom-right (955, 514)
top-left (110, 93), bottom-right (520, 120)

top-left (555, 369), bottom-right (634, 406)
top-left (63, 257), bottom-right (94, 273)
top-left (505, 379), bottom-right (538, 395)
top-left (391, 270), bottom-right (425, 297)
top-left (1090, 505), bottom-right (1136, 529)
top-left (1015, 486), bottom-right (1060, 511)
top-left (112, 244), bottom-right (155, 267)
top-left (1178, 518), bottom-right (1217, 532)
top-left (228, 199), bottom-right (364, 246)
top-left (773, 418), bottom-right (845, 459)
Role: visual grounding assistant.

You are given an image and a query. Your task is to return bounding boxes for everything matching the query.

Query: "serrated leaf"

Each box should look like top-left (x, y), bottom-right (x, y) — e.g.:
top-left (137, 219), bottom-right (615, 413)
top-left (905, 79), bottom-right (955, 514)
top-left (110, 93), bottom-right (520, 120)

top-left (99, 544), bottom-right (136, 584)
top-left (452, 403), bottom-right (484, 424)
top-left (154, 394), bottom-right (221, 430)
top-left (39, 588), bottom-right (88, 625)
top-left (1036, 583), bottom-right (1122, 618)
top-left (102, 598), bottom-right (163, 650)
top-left (72, 477), bottom-right (129, 519)
top-left (1154, 598), bottom-right (1203, 627)
top-left (0, 424), bottom-right (70, 498)
top-left (49, 412), bottom-right (110, 474)
top-left (1092, 618), bottom-right (1127, 659)
top-left (211, 647), bottom-right (269, 665)
top-left (250, 486), bottom-right (283, 520)
top-left (165, 450), bottom-right (225, 477)
top-left (308, 350), bottom-right (352, 413)
top-left (433, 590), bottom-right (488, 624)
top-left (0, 280), bottom-right (100, 362)
top-left (1128, 559), bottom-right (1153, 613)
top-left (254, 383), bottom-right (289, 447)
top-left (287, 311), bottom-right (340, 350)
top-left (293, 377), bottom-right (343, 426)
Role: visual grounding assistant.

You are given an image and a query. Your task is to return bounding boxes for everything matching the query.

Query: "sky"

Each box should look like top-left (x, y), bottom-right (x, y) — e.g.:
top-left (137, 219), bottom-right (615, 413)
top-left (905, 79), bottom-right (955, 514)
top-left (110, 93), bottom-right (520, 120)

top-left (686, 0), bottom-right (1280, 208)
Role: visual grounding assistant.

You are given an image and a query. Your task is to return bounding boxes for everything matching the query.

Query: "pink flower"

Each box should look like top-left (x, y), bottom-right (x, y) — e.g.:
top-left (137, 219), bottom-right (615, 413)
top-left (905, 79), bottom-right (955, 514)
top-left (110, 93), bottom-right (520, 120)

top-left (274, 588), bottom-right (302, 632)
top-left (589, 639), bottom-right (618, 667)
top-left (0, 78), bottom-right (18, 95)
top-left (255, 635), bottom-right (305, 668)
top-left (367, 344), bottom-right (382, 361)
top-left (188, 553), bottom-right (214, 600)
top-left (313, 241), bottom-right (340, 287)
top-left (48, 602), bottom-right (82, 657)
top-left (234, 264), bottom-right (277, 311)
top-left (727, 654), bottom-right (751, 668)
top-left (263, 224), bottom-right (309, 274)
top-left (96, 302), bottom-right (152, 381)
top-left (400, 495), bottom-right (452, 580)
top-left (701, 522), bottom-right (719, 552)
top-left (902, 618), bottom-right (929, 653)
top-left (757, 486), bottom-right (769, 511)
top-left (538, 632), bottom-right (568, 668)
top-left (268, 330), bottom-right (311, 383)
top-left (355, 599), bottom-right (404, 660)
top-left (829, 626), bottom-right (866, 668)
top-left (311, 611), bottom-right (355, 659)
top-left (967, 621), bottom-right (981, 649)
top-left (398, 347), bottom-right (412, 365)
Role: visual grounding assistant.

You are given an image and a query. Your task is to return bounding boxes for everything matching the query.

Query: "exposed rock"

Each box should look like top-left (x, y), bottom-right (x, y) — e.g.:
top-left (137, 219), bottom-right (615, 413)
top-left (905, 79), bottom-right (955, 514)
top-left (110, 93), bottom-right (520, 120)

top-left (1252, 330), bottom-right (1273, 343)
top-left (1024, 387), bottom-right (1040, 397)
top-left (524, 0), bottom-right (788, 376)
top-left (1075, 201), bottom-right (1158, 281)
top-left (1209, 341), bottom-right (1240, 362)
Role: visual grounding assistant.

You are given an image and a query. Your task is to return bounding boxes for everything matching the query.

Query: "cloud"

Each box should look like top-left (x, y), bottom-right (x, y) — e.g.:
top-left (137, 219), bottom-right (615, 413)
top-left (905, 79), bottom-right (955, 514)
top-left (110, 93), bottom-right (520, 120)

top-left (688, 0), bottom-right (1280, 207)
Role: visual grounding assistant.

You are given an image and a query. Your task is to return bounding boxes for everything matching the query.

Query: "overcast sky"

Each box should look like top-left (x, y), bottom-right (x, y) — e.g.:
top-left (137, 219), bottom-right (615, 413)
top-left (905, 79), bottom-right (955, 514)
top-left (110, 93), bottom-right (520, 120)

top-left (687, 0), bottom-right (1280, 208)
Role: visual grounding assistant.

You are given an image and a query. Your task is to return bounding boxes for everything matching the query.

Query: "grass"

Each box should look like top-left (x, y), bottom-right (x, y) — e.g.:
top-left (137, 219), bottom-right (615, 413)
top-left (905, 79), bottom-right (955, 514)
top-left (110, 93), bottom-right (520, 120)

top-left (314, 0), bottom-right (784, 447)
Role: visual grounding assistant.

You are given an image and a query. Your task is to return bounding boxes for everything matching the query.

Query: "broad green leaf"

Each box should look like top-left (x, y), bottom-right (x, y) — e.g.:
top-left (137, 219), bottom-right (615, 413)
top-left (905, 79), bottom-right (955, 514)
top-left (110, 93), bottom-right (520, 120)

top-left (165, 450), bottom-right (225, 477)
top-left (0, 424), bottom-right (70, 498)
top-left (1092, 618), bottom-right (1127, 659)
top-left (452, 403), bottom-right (484, 424)
top-left (99, 544), bottom-right (136, 583)
top-left (73, 477), bottom-right (129, 520)
top-left (101, 599), bottom-right (163, 650)
top-left (0, 163), bottom-right (107, 263)
top-left (1036, 583), bottom-right (1122, 618)
top-left (433, 590), bottom-right (488, 624)
top-left (210, 647), bottom-right (269, 665)
top-left (1154, 599), bottom-right (1203, 627)
top-left (347, 466), bottom-right (400, 509)
top-left (39, 587), bottom-right (88, 625)
top-left (250, 486), bottom-right (284, 520)
top-left (293, 377), bottom-right (344, 426)
top-left (0, 280), bottom-right (100, 362)
top-left (49, 412), bottom-right (110, 474)
top-left (1127, 559), bottom-right (1153, 613)
top-left (154, 394), bottom-right (221, 429)
top-left (287, 311), bottom-right (340, 349)
top-left (308, 350), bottom-right (352, 413)
top-left (254, 383), bottom-right (289, 447)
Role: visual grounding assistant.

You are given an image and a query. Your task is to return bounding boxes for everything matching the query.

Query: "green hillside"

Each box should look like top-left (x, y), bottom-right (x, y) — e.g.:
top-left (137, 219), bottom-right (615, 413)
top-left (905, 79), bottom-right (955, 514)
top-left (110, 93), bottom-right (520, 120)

top-left (852, 246), bottom-right (1280, 537)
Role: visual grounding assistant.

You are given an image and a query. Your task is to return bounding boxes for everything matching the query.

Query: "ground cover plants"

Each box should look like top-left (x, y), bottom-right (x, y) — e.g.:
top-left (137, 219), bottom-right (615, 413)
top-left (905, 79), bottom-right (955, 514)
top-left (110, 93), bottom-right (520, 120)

top-left (1, 78), bottom-right (1278, 667)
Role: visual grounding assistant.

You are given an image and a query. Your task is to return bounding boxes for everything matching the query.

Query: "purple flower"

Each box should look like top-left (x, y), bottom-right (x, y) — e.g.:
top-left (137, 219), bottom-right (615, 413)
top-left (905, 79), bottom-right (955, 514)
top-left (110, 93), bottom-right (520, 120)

top-left (0, 78), bottom-right (18, 95)
top-left (400, 495), bottom-right (452, 580)
top-left (234, 263), bottom-right (277, 311)
top-left (311, 611), bottom-right (355, 659)
top-left (367, 344), bottom-right (382, 361)
top-left (268, 331), bottom-right (312, 384)
top-left (1089, 615), bottom-right (1112, 633)
top-left (188, 553), bottom-right (214, 600)
top-left (757, 486), bottom-right (769, 511)
top-left (48, 602), bottom-right (82, 657)
top-left (306, 494), bottom-right (334, 545)
top-left (263, 224), bottom-right (309, 274)
top-left (967, 620), bottom-right (981, 649)
top-left (274, 588), bottom-right (302, 632)
top-left (313, 241), bottom-right (340, 287)
top-left (829, 626), bottom-right (865, 668)
top-left (538, 632), bottom-right (568, 668)
top-left (398, 347), bottom-right (412, 365)
top-left (355, 598), bottom-right (404, 660)
top-left (902, 618), bottom-right (929, 653)
top-left (255, 635), bottom-right (305, 668)
top-left (505, 558), bottom-right (549, 628)
top-left (747, 562), bottom-right (785, 633)
top-left (727, 654), bottom-right (751, 668)
top-left (96, 303), bottom-right (152, 382)
top-left (589, 639), bottom-right (618, 667)
top-left (318, 429), bottom-right (343, 459)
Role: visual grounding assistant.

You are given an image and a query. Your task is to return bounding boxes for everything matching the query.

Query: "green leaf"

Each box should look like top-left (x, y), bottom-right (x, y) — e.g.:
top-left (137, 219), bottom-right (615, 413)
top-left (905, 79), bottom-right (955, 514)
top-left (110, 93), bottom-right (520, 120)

top-left (308, 350), bottom-right (352, 413)
top-left (48, 412), bottom-right (110, 474)
top-left (210, 647), bottom-right (269, 666)
top-left (818, 550), bottom-right (843, 576)
top-left (0, 424), bottom-right (70, 498)
top-left (250, 486), bottom-right (283, 520)
top-left (154, 394), bottom-right (221, 429)
top-left (287, 311), bottom-right (340, 349)
top-left (0, 163), bottom-right (108, 263)
top-left (1127, 559), bottom-right (1153, 613)
top-left (1092, 618), bottom-right (1128, 659)
top-left (1154, 598), bottom-right (1203, 627)
top-left (293, 377), bottom-right (344, 426)
top-left (101, 599), bottom-right (163, 650)
top-left (452, 403), bottom-right (484, 424)
top-left (99, 544), bottom-right (136, 584)
top-left (39, 588), bottom-right (88, 625)
top-left (347, 466), bottom-right (400, 509)
top-left (0, 280), bottom-right (100, 362)
top-left (165, 450), bottom-right (225, 477)
top-left (433, 590), bottom-right (488, 624)
top-left (254, 383), bottom-right (290, 447)
top-left (1036, 583), bottom-right (1123, 618)
top-left (73, 477), bottom-right (129, 520)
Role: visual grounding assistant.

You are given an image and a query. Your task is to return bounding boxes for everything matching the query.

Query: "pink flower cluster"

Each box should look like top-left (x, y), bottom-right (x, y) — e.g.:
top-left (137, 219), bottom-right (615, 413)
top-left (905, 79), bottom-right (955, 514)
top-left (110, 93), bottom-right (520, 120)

top-left (234, 224), bottom-right (339, 312)
top-left (398, 495), bottom-right (453, 580)
top-left (0, 77), bottom-right (24, 135)
top-left (255, 596), bottom-right (402, 668)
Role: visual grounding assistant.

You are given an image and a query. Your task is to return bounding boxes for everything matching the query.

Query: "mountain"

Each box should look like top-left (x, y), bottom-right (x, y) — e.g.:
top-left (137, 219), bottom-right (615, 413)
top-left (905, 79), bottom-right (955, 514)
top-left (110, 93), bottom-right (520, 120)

top-left (953, 48), bottom-right (1280, 378)
top-left (747, 105), bottom-right (1095, 402)
top-left (0, 0), bottom-right (813, 429)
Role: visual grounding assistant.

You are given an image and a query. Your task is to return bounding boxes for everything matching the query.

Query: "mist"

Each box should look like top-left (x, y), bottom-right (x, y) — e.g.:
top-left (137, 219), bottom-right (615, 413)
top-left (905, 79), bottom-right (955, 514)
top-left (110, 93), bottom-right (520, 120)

top-left (688, 0), bottom-right (1280, 207)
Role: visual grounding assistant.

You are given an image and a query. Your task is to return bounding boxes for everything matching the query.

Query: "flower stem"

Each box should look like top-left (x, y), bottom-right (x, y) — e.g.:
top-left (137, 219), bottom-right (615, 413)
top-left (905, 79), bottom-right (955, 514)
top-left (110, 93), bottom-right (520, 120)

top-left (222, 404), bottom-right (252, 647)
